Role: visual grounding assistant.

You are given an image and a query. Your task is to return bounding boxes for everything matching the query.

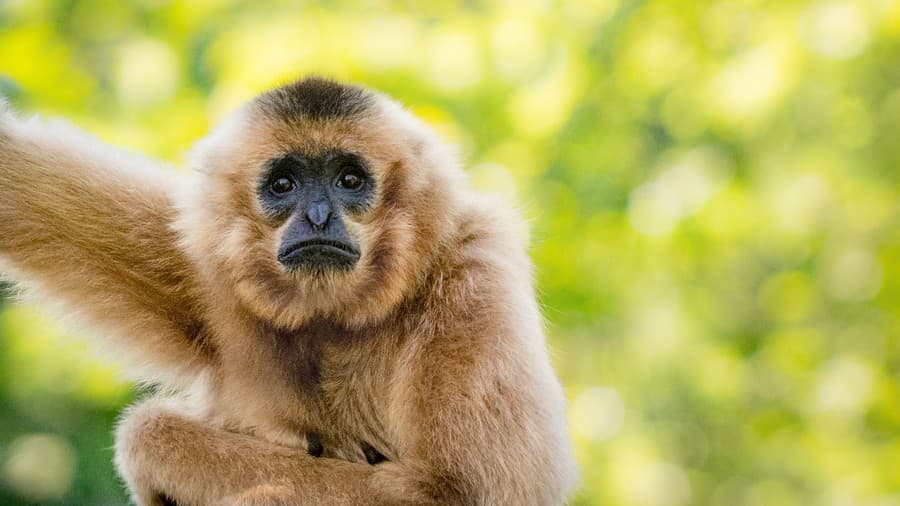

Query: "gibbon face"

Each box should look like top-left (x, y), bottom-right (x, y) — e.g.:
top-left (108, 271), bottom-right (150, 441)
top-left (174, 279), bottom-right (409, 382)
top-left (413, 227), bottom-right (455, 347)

top-left (258, 149), bottom-right (373, 273)
top-left (179, 78), bottom-right (463, 329)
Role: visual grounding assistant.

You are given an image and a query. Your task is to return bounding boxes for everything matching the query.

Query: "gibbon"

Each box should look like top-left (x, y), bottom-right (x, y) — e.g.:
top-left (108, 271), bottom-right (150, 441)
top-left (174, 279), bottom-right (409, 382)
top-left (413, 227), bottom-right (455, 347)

top-left (0, 78), bottom-right (577, 505)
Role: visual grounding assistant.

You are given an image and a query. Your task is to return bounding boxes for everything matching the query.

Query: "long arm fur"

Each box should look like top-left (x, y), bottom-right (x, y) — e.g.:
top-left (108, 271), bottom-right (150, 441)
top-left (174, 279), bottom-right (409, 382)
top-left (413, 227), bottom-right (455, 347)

top-left (374, 315), bottom-right (573, 503)
top-left (117, 399), bottom-right (379, 506)
top-left (0, 108), bottom-right (208, 383)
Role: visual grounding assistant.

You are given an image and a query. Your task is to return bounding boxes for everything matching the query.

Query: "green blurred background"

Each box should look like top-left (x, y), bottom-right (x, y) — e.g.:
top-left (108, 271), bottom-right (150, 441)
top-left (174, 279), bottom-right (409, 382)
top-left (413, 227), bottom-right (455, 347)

top-left (0, 0), bottom-right (898, 504)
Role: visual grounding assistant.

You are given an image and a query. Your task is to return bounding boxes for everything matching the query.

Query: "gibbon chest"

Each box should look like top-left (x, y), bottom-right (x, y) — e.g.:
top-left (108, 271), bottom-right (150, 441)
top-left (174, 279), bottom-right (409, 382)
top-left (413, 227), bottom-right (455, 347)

top-left (216, 322), bottom-right (402, 466)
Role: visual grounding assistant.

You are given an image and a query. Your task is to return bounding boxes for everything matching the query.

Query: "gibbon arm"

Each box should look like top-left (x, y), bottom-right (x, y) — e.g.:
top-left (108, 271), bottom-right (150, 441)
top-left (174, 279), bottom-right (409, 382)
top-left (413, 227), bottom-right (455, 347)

top-left (116, 400), bottom-right (379, 506)
top-left (371, 337), bottom-right (568, 505)
top-left (0, 108), bottom-right (208, 382)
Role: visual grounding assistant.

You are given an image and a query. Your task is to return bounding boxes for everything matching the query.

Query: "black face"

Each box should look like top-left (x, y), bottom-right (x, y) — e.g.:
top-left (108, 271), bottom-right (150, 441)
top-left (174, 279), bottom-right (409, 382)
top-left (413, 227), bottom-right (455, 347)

top-left (258, 150), bottom-right (375, 273)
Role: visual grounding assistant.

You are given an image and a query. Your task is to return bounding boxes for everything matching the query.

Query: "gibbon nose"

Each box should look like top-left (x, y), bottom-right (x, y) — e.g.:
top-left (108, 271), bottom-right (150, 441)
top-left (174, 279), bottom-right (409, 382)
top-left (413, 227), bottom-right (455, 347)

top-left (305, 200), bottom-right (332, 229)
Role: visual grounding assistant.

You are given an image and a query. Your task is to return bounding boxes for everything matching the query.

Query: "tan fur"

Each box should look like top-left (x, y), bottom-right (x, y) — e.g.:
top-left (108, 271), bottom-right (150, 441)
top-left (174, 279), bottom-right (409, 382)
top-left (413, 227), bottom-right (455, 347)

top-left (0, 79), bottom-right (577, 505)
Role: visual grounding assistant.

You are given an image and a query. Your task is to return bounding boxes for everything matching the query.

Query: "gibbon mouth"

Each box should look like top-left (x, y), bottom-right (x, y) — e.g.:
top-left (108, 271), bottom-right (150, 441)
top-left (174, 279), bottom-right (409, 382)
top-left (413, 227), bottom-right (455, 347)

top-left (277, 239), bottom-right (361, 270)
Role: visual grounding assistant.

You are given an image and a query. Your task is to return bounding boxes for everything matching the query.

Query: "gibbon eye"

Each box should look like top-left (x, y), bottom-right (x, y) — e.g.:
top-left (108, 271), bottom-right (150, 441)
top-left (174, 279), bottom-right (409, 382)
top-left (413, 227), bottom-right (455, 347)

top-left (270, 176), bottom-right (295, 195)
top-left (336, 167), bottom-right (365, 190)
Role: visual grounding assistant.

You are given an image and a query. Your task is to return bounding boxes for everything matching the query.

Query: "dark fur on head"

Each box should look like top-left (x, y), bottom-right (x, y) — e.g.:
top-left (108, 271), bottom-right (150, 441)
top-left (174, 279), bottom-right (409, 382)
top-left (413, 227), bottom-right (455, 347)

top-left (256, 77), bottom-right (375, 122)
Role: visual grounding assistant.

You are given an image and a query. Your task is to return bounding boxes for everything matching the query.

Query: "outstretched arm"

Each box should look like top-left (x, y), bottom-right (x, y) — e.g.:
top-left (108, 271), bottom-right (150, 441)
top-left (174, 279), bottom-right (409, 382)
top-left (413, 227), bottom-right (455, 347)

top-left (0, 104), bottom-right (209, 384)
